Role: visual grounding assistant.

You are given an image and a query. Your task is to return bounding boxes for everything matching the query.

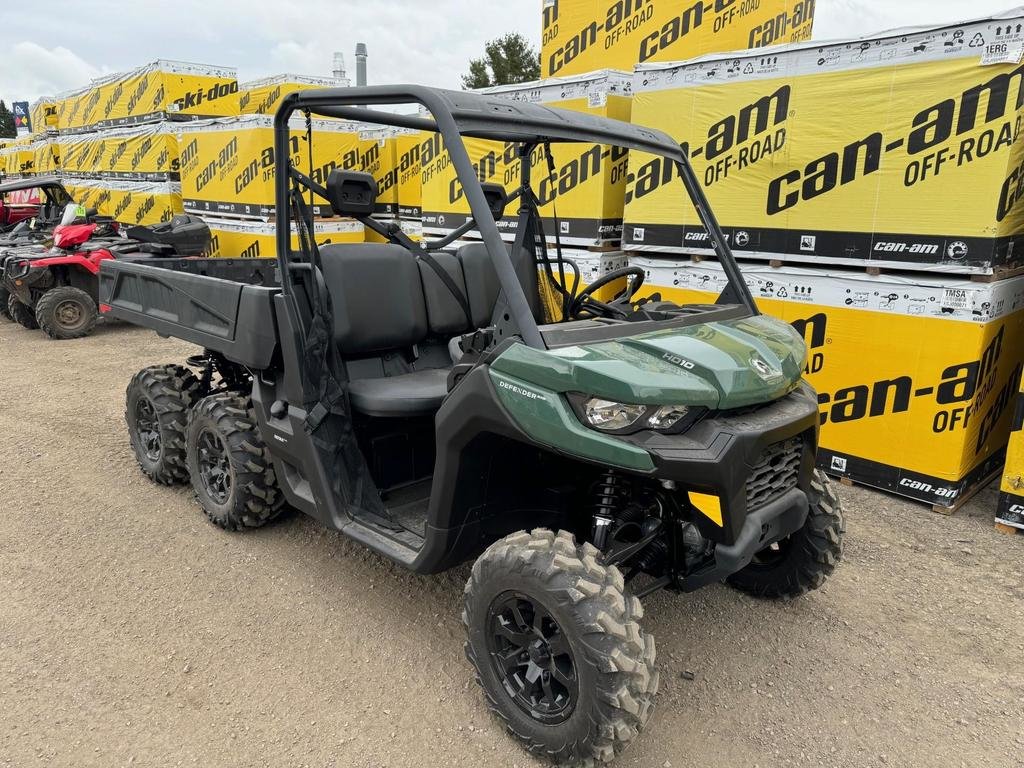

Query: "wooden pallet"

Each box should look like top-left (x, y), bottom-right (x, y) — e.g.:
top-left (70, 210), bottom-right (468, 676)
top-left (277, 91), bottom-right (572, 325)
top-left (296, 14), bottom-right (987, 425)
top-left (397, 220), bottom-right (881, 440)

top-left (836, 467), bottom-right (1000, 516)
top-left (995, 522), bottom-right (1022, 536)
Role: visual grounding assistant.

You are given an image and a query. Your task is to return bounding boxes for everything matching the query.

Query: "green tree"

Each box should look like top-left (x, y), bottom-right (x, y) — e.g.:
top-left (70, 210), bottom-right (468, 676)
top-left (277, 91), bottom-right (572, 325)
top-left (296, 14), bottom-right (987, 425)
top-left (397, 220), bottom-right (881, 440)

top-left (0, 101), bottom-right (15, 139)
top-left (461, 33), bottom-right (541, 89)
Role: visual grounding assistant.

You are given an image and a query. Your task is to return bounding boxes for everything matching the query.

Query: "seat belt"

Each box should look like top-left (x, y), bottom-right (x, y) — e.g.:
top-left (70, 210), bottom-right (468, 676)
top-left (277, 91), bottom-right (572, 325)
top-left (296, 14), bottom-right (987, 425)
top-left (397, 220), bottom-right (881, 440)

top-left (417, 249), bottom-right (474, 328)
top-left (359, 214), bottom-right (474, 329)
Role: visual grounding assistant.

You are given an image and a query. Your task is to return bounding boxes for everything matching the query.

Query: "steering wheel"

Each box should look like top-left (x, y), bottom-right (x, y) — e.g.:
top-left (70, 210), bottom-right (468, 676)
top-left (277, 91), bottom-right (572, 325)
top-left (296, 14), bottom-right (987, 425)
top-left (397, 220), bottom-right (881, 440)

top-left (569, 266), bottom-right (646, 320)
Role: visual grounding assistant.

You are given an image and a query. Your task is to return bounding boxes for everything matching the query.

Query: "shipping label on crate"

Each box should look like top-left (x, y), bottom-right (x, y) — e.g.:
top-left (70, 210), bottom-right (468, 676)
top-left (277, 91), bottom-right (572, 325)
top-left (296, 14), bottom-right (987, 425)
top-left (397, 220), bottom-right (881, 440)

top-left (623, 14), bottom-right (1024, 274)
top-left (635, 257), bottom-right (1024, 506)
top-left (541, 0), bottom-right (815, 78)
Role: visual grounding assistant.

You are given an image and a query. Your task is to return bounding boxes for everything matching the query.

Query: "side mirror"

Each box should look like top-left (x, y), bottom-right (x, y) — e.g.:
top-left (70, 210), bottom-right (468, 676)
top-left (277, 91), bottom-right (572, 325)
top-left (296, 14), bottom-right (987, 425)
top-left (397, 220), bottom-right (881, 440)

top-left (326, 170), bottom-right (378, 217)
top-left (480, 182), bottom-right (507, 221)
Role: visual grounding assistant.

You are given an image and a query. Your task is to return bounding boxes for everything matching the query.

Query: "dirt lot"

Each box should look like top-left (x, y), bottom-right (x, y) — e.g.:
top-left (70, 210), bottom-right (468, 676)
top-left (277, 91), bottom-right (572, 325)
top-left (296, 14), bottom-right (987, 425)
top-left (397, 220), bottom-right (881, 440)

top-left (1, 318), bottom-right (1022, 768)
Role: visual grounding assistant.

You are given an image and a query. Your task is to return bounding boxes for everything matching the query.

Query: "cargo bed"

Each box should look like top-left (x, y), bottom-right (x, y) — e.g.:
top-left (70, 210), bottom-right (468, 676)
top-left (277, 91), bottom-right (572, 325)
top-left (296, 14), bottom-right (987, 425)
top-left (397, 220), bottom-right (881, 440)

top-left (99, 258), bottom-right (281, 369)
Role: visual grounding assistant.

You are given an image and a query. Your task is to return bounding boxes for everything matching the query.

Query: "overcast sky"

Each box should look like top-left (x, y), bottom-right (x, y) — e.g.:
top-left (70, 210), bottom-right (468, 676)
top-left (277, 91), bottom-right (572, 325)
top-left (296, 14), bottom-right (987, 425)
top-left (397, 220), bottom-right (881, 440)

top-left (1, 0), bottom-right (1022, 103)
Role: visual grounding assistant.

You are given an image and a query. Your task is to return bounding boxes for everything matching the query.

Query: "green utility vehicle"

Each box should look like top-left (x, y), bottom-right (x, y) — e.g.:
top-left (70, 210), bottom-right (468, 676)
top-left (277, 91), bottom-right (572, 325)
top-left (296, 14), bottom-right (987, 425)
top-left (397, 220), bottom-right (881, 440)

top-left (100, 86), bottom-right (843, 766)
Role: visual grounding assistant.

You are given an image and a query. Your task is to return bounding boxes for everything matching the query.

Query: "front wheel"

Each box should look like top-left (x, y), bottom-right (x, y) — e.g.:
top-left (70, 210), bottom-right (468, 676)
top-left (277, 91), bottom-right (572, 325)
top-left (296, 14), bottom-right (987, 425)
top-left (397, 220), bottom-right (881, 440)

top-left (185, 392), bottom-right (285, 530)
top-left (8, 293), bottom-right (38, 330)
top-left (35, 286), bottom-right (98, 340)
top-left (727, 469), bottom-right (845, 599)
top-left (463, 529), bottom-right (658, 766)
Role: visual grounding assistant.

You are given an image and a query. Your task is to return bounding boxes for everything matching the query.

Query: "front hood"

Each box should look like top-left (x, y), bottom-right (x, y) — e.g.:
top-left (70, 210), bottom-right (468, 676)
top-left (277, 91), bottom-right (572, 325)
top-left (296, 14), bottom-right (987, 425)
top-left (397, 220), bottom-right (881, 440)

top-left (491, 314), bottom-right (808, 410)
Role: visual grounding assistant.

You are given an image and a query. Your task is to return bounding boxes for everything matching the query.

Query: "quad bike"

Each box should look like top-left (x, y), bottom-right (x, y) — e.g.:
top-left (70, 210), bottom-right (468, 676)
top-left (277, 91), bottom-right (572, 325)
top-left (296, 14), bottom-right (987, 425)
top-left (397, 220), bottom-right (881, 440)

top-left (3, 206), bottom-right (210, 338)
top-left (101, 86), bottom-right (844, 766)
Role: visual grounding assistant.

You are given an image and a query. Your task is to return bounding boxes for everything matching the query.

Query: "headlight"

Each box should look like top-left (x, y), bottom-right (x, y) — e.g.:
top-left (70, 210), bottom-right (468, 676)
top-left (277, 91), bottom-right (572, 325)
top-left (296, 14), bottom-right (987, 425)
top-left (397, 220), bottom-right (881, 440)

top-left (578, 396), bottom-right (695, 434)
top-left (584, 398), bottom-right (647, 431)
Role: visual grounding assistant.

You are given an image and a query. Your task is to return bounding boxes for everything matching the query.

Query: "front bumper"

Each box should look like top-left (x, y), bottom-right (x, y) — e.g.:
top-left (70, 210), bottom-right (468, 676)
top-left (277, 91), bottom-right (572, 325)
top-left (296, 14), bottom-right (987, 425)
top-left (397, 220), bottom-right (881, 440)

top-left (623, 383), bottom-right (820, 548)
top-left (677, 487), bottom-right (808, 592)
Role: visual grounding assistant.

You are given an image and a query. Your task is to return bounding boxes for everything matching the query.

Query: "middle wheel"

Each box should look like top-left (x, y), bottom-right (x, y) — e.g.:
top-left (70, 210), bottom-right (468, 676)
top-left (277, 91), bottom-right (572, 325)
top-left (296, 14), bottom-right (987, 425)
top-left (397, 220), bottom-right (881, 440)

top-left (185, 392), bottom-right (285, 530)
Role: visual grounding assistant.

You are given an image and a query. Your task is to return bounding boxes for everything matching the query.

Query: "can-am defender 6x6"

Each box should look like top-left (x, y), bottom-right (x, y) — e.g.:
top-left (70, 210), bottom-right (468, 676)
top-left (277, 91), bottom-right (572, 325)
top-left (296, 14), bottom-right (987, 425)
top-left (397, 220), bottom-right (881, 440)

top-left (100, 86), bottom-right (844, 767)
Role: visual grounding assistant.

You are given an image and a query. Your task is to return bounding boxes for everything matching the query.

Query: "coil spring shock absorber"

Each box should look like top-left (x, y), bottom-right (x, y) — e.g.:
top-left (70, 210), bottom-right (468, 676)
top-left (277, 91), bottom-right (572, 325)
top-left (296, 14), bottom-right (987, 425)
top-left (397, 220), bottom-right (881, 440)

top-left (590, 470), bottom-right (626, 550)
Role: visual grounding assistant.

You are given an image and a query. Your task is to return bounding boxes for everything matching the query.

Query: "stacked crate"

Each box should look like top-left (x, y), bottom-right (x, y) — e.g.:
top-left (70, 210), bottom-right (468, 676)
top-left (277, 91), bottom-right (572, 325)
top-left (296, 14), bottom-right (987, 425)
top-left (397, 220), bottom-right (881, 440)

top-left (175, 113), bottom-right (365, 256)
top-left (996, 369), bottom-right (1024, 533)
top-left (51, 60), bottom-right (239, 226)
top-left (621, 10), bottom-right (1024, 509)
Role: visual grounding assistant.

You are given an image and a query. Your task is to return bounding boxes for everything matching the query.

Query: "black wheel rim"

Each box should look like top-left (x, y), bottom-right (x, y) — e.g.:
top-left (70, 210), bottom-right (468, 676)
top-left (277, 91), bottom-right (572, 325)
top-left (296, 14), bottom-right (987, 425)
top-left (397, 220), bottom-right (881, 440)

top-left (54, 299), bottom-right (86, 331)
top-left (134, 398), bottom-right (161, 463)
top-left (486, 591), bottom-right (578, 724)
top-left (196, 428), bottom-right (232, 505)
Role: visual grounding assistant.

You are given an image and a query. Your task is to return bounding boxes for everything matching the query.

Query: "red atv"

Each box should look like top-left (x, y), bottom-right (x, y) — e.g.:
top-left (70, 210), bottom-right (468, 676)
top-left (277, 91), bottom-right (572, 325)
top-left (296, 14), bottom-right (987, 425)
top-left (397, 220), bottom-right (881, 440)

top-left (3, 210), bottom-right (211, 339)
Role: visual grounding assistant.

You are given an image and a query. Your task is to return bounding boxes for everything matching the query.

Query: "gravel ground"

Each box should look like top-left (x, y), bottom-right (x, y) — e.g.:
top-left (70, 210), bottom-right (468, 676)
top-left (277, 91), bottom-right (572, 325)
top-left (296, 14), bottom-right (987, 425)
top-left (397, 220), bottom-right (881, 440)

top-left (1, 319), bottom-right (1022, 768)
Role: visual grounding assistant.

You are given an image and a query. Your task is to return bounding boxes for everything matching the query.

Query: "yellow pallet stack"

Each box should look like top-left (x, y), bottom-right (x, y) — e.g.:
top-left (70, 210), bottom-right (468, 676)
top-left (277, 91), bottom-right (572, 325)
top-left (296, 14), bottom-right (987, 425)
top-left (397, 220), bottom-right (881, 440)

top-left (621, 9), bottom-right (1024, 508)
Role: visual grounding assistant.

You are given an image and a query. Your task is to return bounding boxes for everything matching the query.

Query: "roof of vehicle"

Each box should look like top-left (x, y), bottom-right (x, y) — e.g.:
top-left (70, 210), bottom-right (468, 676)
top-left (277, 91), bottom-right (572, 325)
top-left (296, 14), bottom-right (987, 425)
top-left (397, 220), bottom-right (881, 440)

top-left (0, 175), bottom-right (66, 194)
top-left (285, 85), bottom-right (685, 163)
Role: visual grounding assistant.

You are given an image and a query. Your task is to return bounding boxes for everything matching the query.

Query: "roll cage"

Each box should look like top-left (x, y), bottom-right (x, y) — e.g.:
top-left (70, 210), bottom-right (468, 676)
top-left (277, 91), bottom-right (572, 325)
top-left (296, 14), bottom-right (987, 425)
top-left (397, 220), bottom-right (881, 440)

top-left (272, 85), bottom-right (758, 350)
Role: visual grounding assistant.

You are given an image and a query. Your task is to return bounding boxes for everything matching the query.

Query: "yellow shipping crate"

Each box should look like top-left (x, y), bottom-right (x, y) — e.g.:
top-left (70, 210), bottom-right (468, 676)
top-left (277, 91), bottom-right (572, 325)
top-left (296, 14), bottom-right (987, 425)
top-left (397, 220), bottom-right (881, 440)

top-left (540, 0), bottom-right (814, 79)
top-left (239, 74), bottom-right (347, 115)
top-left (55, 61), bottom-right (238, 133)
top-left (624, 10), bottom-right (1024, 276)
top-left (94, 124), bottom-right (180, 180)
top-left (3, 136), bottom-right (36, 176)
top-left (177, 116), bottom-right (369, 218)
top-left (995, 373), bottom-right (1024, 528)
top-left (422, 71), bottom-right (633, 247)
top-left (60, 178), bottom-right (183, 226)
top-left (29, 138), bottom-right (60, 174)
top-left (205, 217), bottom-right (364, 259)
top-left (353, 127), bottom-right (400, 217)
top-left (394, 130), bottom-right (424, 219)
top-left (177, 115), bottom-right (365, 219)
top-left (633, 255), bottom-right (1024, 508)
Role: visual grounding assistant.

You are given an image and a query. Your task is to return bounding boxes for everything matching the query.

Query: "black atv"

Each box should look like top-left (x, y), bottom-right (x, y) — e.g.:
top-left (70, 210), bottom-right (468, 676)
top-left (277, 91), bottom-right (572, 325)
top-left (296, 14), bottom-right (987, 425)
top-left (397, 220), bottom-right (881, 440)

top-left (100, 86), bottom-right (844, 766)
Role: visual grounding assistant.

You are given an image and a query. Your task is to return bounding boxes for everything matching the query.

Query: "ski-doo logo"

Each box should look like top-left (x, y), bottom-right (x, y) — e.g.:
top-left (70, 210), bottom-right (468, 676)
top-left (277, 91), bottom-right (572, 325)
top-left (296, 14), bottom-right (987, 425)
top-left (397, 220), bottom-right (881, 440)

top-left (135, 195), bottom-right (155, 224)
top-left (107, 139), bottom-right (129, 170)
top-left (130, 136), bottom-right (154, 172)
top-left (114, 193), bottom-right (133, 220)
top-left (103, 80), bottom-right (123, 120)
top-left (548, 0), bottom-right (654, 75)
top-left (239, 91), bottom-right (252, 112)
top-left (254, 85), bottom-right (282, 115)
top-left (126, 74), bottom-right (150, 116)
top-left (173, 80), bottom-right (239, 112)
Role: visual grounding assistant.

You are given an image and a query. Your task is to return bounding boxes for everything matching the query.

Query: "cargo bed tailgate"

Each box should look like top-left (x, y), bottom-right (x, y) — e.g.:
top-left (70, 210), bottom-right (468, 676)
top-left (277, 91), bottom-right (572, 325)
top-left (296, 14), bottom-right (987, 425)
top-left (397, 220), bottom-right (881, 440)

top-left (100, 259), bottom-right (280, 369)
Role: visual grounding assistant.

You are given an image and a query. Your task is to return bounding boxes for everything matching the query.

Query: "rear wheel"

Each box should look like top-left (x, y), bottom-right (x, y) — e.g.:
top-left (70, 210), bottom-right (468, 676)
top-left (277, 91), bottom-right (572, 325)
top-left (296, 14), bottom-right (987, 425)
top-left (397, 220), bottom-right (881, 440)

top-left (35, 286), bottom-right (98, 339)
top-left (727, 470), bottom-right (844, 599)
top-left (464, 529), bottom-right (658, 766)
top-left (185, 392), bottom-right (284, 530)
top-left (126, 365), bottom-right (202, 485)
top-left (8, 293), bottom-right (38, 330)
top-left (0, 287), bottom-right (11, 320)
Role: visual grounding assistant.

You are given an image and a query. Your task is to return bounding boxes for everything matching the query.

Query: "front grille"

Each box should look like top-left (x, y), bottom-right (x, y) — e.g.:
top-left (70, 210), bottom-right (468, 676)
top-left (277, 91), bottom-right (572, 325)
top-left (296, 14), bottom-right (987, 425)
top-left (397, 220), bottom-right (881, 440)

top-left (746, 438), bottom-right (802, 510)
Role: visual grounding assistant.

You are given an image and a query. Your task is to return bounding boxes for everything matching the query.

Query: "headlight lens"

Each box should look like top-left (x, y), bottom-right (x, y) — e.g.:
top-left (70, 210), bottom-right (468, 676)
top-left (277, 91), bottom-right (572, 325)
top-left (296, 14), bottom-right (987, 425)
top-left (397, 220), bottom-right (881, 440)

top-left (581, 398), bottom-right (693, 433)
top-left (646, 405), bottom-right (690, 430)
top-left (584, 398), bottom-right (647, 431)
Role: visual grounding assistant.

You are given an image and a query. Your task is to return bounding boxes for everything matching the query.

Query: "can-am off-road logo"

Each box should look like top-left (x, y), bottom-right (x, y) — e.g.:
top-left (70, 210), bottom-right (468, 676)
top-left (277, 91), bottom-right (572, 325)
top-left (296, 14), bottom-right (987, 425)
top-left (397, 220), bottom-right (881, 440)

top-left (626, 85), bottom-right (790, 200)
top-left (768, 63), bottom-right (1024, 218)
top-left (816, 325), bottom-right (1021, 456)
